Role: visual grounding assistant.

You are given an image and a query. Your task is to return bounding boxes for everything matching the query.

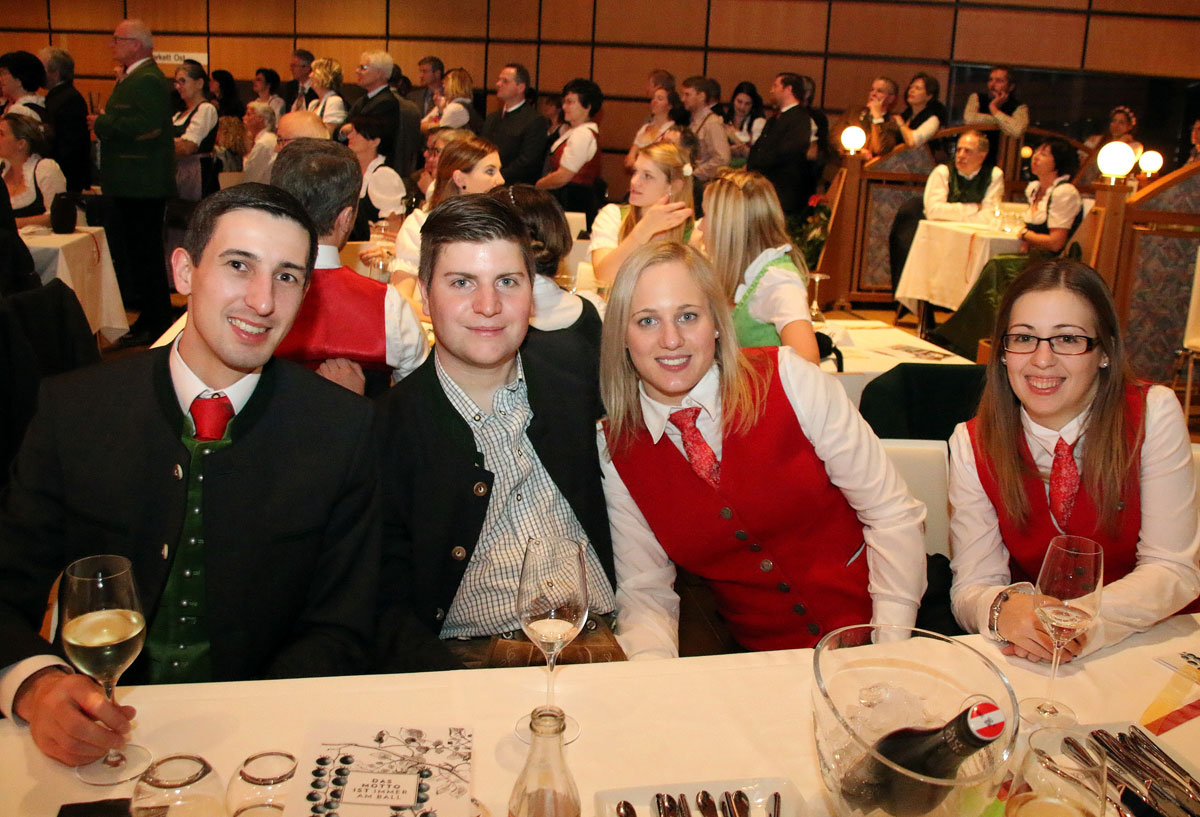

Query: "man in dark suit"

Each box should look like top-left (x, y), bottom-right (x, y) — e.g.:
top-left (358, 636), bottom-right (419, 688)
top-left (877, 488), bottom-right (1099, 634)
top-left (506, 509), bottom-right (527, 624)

top-left (481, 63), bottom-right (548, 186)
top-left (87, 19), bottom-right (175, 346)
top-left (376, 195), bottom-right (617, 669)
top-left (38, 48), bottom-right (91, 192)
top-left (0, 183), bottom-right (382, 768)
top-left (344, 51), bottom-right (401, 170)
top-left (748, 72), bottom-right (813, 217)
top-left (407, 56), bottom-right (444, 118)
top-left (281, 49), bottom-right (317, 113)
top-left (393, 92), bottom-right (423, 180)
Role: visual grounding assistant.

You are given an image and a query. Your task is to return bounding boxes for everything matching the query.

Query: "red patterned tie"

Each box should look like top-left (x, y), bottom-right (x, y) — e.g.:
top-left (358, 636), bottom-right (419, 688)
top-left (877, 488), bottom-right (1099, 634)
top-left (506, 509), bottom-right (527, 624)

top-left (1049, 437), bottom-right (1080, 526)
top-left (669, 407), bottom-right (720, 489)
top-left (190, 395), bottom-right (234, 442)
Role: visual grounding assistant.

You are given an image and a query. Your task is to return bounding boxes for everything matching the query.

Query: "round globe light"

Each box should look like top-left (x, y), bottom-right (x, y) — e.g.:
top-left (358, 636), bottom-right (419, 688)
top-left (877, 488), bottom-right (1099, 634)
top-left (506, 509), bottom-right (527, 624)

top-left (1138, 150), bottom-right (1164, 175)
top-left (1097, 140), bottom-right (1136, 180)
top-left (841, 125), bottom-right (866, 153)
top-left (1020, 145), bottom-right (1033, 159)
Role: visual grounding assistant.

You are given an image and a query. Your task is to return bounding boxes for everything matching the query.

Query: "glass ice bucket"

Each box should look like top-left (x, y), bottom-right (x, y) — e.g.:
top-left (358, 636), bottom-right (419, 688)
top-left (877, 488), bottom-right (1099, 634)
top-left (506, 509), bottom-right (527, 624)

top-left (812, 625), bottom-right (1019, 817)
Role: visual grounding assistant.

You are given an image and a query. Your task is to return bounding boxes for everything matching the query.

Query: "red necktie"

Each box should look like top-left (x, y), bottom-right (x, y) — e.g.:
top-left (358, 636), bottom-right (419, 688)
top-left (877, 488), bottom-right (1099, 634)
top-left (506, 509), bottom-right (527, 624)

top-left (190, 395), bottom-right (234, 442)
top-left (669, 407), bottom-right (720, 489)
top-left (1049, 437), bottom-right (1080, 526)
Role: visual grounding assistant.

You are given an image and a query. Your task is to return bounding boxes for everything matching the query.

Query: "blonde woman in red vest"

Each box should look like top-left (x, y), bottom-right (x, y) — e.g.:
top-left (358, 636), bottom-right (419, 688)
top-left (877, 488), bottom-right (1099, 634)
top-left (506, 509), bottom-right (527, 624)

top-left (537, 78), bottom-right (604, 229)
top-left (950, 260), bottom-right (1200, 664)
top-left (597, 241), bottom-right (927, 658)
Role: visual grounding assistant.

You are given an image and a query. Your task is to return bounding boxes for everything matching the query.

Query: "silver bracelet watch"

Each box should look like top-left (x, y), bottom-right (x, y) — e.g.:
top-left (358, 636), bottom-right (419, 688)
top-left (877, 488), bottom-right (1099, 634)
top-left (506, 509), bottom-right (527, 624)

top-left (987, 583), bottom-right (1034, 642)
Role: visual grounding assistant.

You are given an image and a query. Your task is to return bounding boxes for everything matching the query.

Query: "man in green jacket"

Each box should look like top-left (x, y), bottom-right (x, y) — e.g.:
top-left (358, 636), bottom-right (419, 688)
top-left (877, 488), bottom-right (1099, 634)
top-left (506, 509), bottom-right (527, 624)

top-left (88, 19), bottom-right (176, 347)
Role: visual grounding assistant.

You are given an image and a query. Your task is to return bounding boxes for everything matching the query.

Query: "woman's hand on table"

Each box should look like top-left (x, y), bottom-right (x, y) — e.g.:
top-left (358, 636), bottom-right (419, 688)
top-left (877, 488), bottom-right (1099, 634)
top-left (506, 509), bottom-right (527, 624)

top-left (15, 669), bottom-right (135, 766)
top-left (997, 592), bottom-right (1082, 664)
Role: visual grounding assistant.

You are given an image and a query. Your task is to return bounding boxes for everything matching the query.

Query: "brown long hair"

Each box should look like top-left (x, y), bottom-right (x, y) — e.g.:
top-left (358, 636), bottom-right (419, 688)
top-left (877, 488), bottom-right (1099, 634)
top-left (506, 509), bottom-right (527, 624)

top-left (975, 259), bottom-right (1138, 532)
top-left (600, 242), bottom-right (768, 457)
top-left (429, 135), bottom-right (497, 208)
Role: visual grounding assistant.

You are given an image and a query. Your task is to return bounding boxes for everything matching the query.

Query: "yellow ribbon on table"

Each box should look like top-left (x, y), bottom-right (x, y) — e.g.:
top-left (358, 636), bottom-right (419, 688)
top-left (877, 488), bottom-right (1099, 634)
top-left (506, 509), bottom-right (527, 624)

top-left (1139, 671), bottom-right (1200, 736)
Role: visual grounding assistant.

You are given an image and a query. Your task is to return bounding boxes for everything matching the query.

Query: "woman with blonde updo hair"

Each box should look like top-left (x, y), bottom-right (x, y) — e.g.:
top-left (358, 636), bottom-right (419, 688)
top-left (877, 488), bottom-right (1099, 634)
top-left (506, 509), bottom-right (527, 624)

top-left (590, 141), bottom-right (694, 286)
top-left (597, 241), bottom-right (926, 658)
top-left (702, 168), bottom-right (819, 363)
top-left (307, 57), bottom-right (346, 135)
top-left (421, 68), bottom-right (481, 134)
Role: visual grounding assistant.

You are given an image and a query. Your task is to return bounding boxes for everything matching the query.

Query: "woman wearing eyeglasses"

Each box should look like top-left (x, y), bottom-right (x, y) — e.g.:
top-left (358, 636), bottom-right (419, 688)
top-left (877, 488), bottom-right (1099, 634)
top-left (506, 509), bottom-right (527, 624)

top-left (949, 260), bottom-right (1200, 662)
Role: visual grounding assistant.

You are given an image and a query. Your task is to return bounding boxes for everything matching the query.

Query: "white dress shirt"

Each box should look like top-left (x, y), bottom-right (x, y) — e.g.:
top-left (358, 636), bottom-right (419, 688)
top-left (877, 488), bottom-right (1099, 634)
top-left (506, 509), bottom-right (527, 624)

top-left (923, 164), bottom-right (1004, 223)
top-left (1, 155), bottom-right (66, 213)
top-left (308, 92), bottom-right (346, 130)
top-left (550, 122), bottom-right (599, 173)
top-left (241, 130), bottom-right (278, 184)
top-left (600, 348), bottom-right (928, 659)
top-left (360, 155), bottom-right (406, 219)
top-left (391, 207), bottom-right (427, 276)
top-left (1024, 176), bottom-right (1082, 231)
top-left (948, 385), bottom-right (1200, 653)
top-left (530, 273), bottom-right (606, 329)
top-left (732, 245), bottom-right (812, 334)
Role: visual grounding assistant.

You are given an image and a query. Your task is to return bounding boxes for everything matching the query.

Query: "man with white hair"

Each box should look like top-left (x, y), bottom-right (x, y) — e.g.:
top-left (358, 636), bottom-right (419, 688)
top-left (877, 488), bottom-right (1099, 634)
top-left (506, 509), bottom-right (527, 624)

top-left (38, 47), bottom-right (90, 191)
top-left (344, 51), bottom-right (399, 168)
top-left (242, 100), bottom-right (278, 184)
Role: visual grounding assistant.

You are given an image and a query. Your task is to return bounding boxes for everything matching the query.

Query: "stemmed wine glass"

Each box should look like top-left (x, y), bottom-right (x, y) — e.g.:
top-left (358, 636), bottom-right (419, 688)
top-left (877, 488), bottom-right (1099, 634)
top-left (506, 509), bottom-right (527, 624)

top-left (1004, 728), bottom-right (1107, 817)
top-left (1019, 536), bottom-right (1104, 727)
top-left (809, 271), bottom-right (829, 327)
top-left (513, 536), bottom-right (588, 744)
top-left (61, 554), bottom-right (152, 785)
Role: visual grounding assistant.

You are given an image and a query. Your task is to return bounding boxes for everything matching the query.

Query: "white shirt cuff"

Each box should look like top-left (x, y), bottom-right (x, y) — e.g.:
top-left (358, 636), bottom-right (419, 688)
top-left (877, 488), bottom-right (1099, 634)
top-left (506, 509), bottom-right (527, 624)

top-left (0, 656), bottom-right (72, 723)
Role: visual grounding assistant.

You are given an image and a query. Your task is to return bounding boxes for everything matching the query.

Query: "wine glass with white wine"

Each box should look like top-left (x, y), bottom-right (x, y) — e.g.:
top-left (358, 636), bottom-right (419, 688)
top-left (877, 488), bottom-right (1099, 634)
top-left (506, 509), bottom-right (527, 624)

top-left (1019, 535), bottom-right (1103, 727)
top-left (61, 554), bottom-right (152, 785)
top-left (1005, 728), bottom-right (1107, 817)
top-left (513, 536), bottom-right (588, 744)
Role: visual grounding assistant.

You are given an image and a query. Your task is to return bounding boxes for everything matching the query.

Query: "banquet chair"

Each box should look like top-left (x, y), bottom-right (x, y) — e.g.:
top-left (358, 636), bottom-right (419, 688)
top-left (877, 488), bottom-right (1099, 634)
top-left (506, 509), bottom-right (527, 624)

top-left (881, 439), bottom-right (950, 559)
top-left (858, 363), bottom-right (987, 441)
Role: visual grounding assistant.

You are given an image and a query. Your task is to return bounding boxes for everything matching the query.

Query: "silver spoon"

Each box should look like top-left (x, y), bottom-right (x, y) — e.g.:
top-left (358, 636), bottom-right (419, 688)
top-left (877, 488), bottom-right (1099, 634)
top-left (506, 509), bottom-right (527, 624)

top-left (734, 791), bottom-right (750, 817)
top-left (697, 791), bottom-right (719, 817)
top-left (618, 801), bottom-right (638, 817)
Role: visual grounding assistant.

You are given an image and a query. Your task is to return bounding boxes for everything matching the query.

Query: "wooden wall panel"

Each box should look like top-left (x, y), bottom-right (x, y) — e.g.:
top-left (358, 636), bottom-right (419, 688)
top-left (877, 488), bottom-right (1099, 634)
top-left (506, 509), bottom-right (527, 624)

top-left (50, 33), bottom-right (117, 78)
top-left (708, 0), bottom-right (826, 53)
top-left (601, 153), bottom-right (629, 203)
top-left (392, 0), bottom-right (488, 39)
top-left (298, 0), bottom-right (386, 36)
top-left (969, 0), bottom-right (1087, 7)
top-left (0, 33), bottom-right (52, 57)
top-left (1085, 18), bottom-right (1200, 79)
top-left (954, 9), bottom-right (1085, 70)
top-left (704, 52), bottom-right (824, 108)
top-left (49, 0), bottom-right (122, 31)
top-left (599, 99), bottom-right (647, 153)
top-left (592, 46), bottom-right (703, 100)
top-left (125, 2), bottom-right (207, 33)
top-left (7, 4), bottom-right (49, 29)
top-left (1091, 0), bottom-right (1199, 12)
top-left (387, 40), bottom-right (486, 87)
top-left (824, 58), bottom-right (948, 115)
top-left (540, 0), bottom-right (593, 43)
top-left (211, 0), bottom-right (293, 34)
top-left (829, 3), bottom-right (954, 60)
top-left (490, 0), bottom-right (541, 41)
top-left (211, 37), bottom-right (302, 80)
top-left (595, 0), bottom-right (707, 47)
top-left (537, 45), bottom-right (592, 94)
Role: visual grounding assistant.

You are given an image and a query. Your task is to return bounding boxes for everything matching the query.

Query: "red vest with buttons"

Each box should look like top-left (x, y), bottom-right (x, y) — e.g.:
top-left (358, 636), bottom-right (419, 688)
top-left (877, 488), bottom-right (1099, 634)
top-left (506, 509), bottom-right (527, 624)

top-left (274, 265), bottom-right (390, 370)
top-left (607, 346), bottom-right (870, 650)
top-left (548, 126), bottom-right (602, 187)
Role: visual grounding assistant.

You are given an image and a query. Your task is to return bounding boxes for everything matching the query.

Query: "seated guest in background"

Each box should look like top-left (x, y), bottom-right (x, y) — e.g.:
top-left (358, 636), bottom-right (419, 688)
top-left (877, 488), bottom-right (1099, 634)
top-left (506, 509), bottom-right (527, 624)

top-left (209, 69), bottom-right (244, 119)
top-left (38, 48), bottom-right (90, 192)
top-left (214, 115), bottom-right (248, 172)
top-left (624, 85), bottom-right (682, 172)
top-left (421, 68), bottom-right (481, 135)
top-left (591, 142), bottom-right (693, 286)
top-left (272, 139), bottom-right (428, 393)
top-left (700, 169), bottom-right (819, 364)
top-left (1189, 117), bottom-right (1200, 164)
top-left (1083, 105), bottom-right (1143, 168)
top-left (240, 101), bottom-right (278, 184)
top-left (747, 73), bottom-right (812, 217)
top-left (963, 66), bottom-right (1028, 165)
top-left (680, 76), bottom-right (731, 192)
top-left (345, 52), bottom-right (399, 166)
top-left (949, 260), bottom-right (1200, 660)
top-left (599, 242), bottom-right (927, 658)
top-left (647, 68), bottom-right (675, 96)
top-left (251, 67), bottom-right (286, 122)
top-left (307, 58), bottom-right (346, 136)
top-left (482, 63), bottom-right (548, 185)
top-left (800, 75), bottom-right (828, 168)
top-left (894, 72), bottom-right (946, 149)
top-left (0, 183), bottom-right (381, 767)
top-left (1019, 137), bottom-right (1082, 255)
top-left (537, 78), bottom-right (604, 230)
top-left (172, 59), bottom-right (220, 202)
top-left (343, 115), bottom-right (406, 241)
top-left (283, 49), bottom-right (316, 113)
top-left (0, 51), bottom-right (47, 120)
top-left (275, 110), bottom-right (328, 153)
top-left (723, 81), bottom-right (766, 160)
top-left (412, 126), bottom-right (467, 203)
top-left (409, 56), bottom-right (444, 117)
top-left (852, 76), bottom-right (901, 158)
top-left (376, 194), bottom-right (618, 669)
top-left (540, 92), bottom-right (565, 142)
top-left (0, 114), bottom-right (67, 229)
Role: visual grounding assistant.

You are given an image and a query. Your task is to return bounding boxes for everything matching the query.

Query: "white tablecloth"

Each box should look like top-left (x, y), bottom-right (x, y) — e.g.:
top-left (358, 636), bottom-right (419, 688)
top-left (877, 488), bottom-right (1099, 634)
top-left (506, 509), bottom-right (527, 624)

top-left (895, 220), bottom-right (1023, 312)
top-left (21, 225), bottom-right (129, 342)
top-left (5, 615), bottom-right (1196, 817)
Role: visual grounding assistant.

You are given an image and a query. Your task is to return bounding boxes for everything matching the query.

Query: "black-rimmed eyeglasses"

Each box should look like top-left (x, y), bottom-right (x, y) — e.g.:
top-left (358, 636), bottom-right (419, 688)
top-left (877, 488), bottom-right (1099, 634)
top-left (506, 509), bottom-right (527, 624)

top-left (1001, 334), bottom-right (1098, 355)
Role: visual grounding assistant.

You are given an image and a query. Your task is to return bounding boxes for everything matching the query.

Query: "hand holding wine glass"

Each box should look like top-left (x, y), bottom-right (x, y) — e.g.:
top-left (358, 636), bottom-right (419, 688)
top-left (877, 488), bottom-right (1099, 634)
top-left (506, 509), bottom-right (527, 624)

top-left (1019, 535), bottom-right (1103, 727)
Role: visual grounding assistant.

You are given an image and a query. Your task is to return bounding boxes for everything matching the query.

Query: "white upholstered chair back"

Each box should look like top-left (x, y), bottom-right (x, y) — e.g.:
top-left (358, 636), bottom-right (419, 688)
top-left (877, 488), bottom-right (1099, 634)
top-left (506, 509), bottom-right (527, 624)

top-left (882, 439), bottom-right (951, 559)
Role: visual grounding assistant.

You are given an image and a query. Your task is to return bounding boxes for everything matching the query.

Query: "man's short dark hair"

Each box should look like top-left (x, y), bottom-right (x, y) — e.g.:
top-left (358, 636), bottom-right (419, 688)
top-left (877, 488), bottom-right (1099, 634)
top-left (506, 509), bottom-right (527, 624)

top-left (270, 139), bottom-right (361, 238)
top-left (776, 72), bottom-right (803, 102)
top-left (419, 56), bottom-right (445, 77)
top-left (990, 65), bottom-right (1014, 86)
top-left (293, 49), bottom-right (315, 66)
top-left (418, 194), bottom-right (534, 289)
top-left (506, 63), bottom-right (532, 89)
top-left (561, 78), bottom-right (603, 117)
top-left (648, 69), bottom-right (675, 93)
top-left (682, 76), bottom-right (720, 105)
top-left (183, 183), bottom-right (318, 282)
top-left (0, 51), bottom-right (47, 94)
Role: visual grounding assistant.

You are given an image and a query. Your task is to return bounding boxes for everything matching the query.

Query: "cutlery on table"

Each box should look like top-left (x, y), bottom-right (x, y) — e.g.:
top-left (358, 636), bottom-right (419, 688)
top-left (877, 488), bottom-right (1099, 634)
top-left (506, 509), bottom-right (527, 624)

top-left (767, 792), bottom-right (781, 817)
top-left (697, 790), bottom-right (719, 817)
top-left (617, 801), bottom-right (638, 817)
top-left (1093, 731), bottom-right (1199, 817)
top-left (1035, 746), bottom-right (1135, 817)
top-left (656, 794), bottom-right (673, 817)
top-left (732, 790), bottom-right (750, 817)
top-left (1119, 733), bottom-right (1200, 817)
top-left (678, 794), bottom-right (692, 817)
top-left (1126, 727), bottom-right (1200, 800)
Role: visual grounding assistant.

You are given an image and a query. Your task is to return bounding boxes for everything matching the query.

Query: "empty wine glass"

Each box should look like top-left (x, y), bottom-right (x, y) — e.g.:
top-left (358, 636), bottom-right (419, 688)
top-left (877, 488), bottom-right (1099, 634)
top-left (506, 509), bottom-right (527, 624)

top-left (1004, 728), bottom-right (1107, 817)
top-left (513, 536), bottom-right (588, 744)
top-left (61, 554), bottom-right (152, 785)
top-left (1019, 536), bottom-right (1104, 727)
top-left (809, 271), bottom-right (829, 326)
top-left (226, 750), bottom-right (297, 815)
top-left (131, 754), bottom-right (225, 816)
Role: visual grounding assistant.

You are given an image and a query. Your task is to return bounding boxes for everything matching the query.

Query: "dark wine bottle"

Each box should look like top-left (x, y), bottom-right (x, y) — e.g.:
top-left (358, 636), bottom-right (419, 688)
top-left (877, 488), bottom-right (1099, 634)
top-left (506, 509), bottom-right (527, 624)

top-left (839, 701), bottom-right (1005, 817)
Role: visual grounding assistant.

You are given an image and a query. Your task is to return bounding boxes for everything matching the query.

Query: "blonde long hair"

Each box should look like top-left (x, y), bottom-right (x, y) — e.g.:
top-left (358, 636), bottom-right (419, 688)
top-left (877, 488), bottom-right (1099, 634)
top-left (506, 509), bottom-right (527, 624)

top-left (618, 142), bottom-right (694, 242)
top-left (600, 242), bottom-right (768, 457)
top-left (703, 168), bottom-right (808, 299)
